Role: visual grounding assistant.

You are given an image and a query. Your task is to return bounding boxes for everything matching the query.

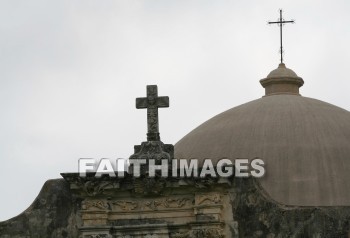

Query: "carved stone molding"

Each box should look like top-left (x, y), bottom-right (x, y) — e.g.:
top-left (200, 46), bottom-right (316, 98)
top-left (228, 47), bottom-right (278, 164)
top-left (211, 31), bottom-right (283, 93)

top-left (190, 228), bottom-right (224, 238)
top-left (195, 194), bottom-right (221, 206)
top-left (171, 228), bottom-right (224, 238)
top-left (61, 172), bottom-right (231, 198)
top-left (144, 197), bottom-right (191, 211)
top-left (130, 141), bottom-right (172, 162)
top-left (62, 174), bottom-right (118, 197)
top-left (112, 201), bottom-right (138, 211)
top-left (84, 234), bottom-right (109, 238)
top-left (110, 197), bottom-right (192, 212)
top-left (82, 200), bottom-right (109, 210)
top-left (144, 234), bottom-right (159, 238)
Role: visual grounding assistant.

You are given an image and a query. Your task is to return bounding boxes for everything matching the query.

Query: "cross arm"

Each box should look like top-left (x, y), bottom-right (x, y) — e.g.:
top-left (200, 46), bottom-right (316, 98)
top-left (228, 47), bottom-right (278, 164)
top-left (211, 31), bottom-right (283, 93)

top-left (156, 96), bottom-right (169, 108)
top-left (268, 20), bottom-right (295, 24)
top-left (136, 97), bottom-right (148, 109)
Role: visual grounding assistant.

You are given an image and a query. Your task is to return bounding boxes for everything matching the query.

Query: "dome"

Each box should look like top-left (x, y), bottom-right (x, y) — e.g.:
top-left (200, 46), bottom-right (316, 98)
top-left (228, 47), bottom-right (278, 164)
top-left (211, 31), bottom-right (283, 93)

top-left (175, 65), bottom-right (350, 206)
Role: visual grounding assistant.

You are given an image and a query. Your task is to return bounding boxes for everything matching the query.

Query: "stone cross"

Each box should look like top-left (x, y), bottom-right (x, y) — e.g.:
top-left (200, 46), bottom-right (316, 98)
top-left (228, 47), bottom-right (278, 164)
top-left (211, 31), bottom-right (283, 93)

top-left (268, 9), bottom-right (295, 63)
top-left (136, 85), bottom-right (169, 141)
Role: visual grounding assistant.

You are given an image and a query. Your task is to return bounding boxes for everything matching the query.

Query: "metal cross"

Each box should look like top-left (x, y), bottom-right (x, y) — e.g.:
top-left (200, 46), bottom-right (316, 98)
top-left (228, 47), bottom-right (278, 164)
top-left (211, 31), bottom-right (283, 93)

top-left (136, 85), bottom-right (169, 141)
top-left (268, 9), bottom-right (295, 63)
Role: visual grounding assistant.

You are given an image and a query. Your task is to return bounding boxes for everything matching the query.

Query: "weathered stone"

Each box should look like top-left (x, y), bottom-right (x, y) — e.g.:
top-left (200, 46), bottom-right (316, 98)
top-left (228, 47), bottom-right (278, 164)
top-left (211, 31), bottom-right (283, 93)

top-left (136, 85), bottom-right (169, 141)
top-left (1, 170), bottom-right (350, 237)
top-left (0, 179), bottom-right (81, 238)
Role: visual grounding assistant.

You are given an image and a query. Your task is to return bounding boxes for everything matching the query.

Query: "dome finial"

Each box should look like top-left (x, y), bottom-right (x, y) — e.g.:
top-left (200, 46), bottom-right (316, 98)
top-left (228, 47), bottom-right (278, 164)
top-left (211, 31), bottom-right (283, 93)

top-left (260, 63), bottom-right (304, 96)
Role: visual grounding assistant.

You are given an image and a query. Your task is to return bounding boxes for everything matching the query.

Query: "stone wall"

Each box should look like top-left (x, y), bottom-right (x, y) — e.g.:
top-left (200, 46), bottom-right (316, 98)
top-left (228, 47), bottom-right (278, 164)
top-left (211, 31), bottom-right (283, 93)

top-left (0, 179), bottom-right (81, 238)
top-left (1, 175), bottom-right (350, 237)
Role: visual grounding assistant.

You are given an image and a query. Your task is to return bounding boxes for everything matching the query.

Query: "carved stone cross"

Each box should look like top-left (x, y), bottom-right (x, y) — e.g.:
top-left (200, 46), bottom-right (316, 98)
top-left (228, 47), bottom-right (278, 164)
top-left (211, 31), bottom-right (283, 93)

top-left (136, 85), bottom-right (169, 141)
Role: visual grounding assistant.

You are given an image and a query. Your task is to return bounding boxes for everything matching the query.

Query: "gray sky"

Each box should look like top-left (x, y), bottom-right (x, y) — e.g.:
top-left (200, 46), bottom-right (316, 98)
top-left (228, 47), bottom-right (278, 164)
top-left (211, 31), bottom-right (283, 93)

top-left (1, 0), bottom-right (350, 221)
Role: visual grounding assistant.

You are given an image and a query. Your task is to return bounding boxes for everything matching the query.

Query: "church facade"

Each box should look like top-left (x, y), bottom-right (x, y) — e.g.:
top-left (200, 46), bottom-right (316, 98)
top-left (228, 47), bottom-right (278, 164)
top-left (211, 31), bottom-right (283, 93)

top-left (1, 64), bottom-right (350, 237)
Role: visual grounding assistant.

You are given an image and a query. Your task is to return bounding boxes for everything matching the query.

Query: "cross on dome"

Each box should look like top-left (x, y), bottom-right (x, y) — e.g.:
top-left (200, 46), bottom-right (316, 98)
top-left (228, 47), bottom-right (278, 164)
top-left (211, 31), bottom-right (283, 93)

top-left (268, 9), bottom-right (295, 63)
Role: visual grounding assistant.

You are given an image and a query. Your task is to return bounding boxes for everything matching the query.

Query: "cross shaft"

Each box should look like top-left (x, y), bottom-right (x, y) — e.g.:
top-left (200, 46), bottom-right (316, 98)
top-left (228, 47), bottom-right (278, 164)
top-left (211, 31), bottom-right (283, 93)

top-left (136, 85), bottom-right (169, 141)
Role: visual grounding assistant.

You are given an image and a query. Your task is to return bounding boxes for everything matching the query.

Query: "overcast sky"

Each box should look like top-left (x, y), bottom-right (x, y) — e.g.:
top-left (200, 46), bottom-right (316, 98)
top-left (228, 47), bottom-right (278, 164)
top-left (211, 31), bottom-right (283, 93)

top-left (1, 0), bottom-right (349, 221)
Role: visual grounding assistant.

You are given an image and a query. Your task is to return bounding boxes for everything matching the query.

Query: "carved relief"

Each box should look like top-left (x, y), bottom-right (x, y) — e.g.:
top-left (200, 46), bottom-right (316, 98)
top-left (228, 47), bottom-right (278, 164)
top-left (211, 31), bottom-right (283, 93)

top-left (112, 201), bottom-right (138, 211)
top-left (170, 232), bottom-right (188, 238)
top-left (130, 141), bottom-right (171, 163)
top-left (144, 197), bottom-right (191, 210)
top-left (190, 228), bottom-right (224, 238)
top-left (63, 175), bottom-right (117, 197)
top-left (110, 197), bottom-right (192, 212)
top-left (82, 200), bottom-right (109, 210)
top-left (84, 234), bottom-right (109, 238)
top-left (195, 194), bottom-right (221, 206)
top-left (144, 234), bottom-right (159, 238)
top-left (82, 180), bottom-right (114, 196)
top-left (171, 228), bottom-right (224, 238)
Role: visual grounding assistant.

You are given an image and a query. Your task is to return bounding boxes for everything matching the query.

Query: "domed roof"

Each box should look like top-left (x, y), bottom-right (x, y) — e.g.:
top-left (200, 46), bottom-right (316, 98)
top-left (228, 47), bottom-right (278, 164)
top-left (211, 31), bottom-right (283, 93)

top-left (175, 65), bottom-right (350, 206)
